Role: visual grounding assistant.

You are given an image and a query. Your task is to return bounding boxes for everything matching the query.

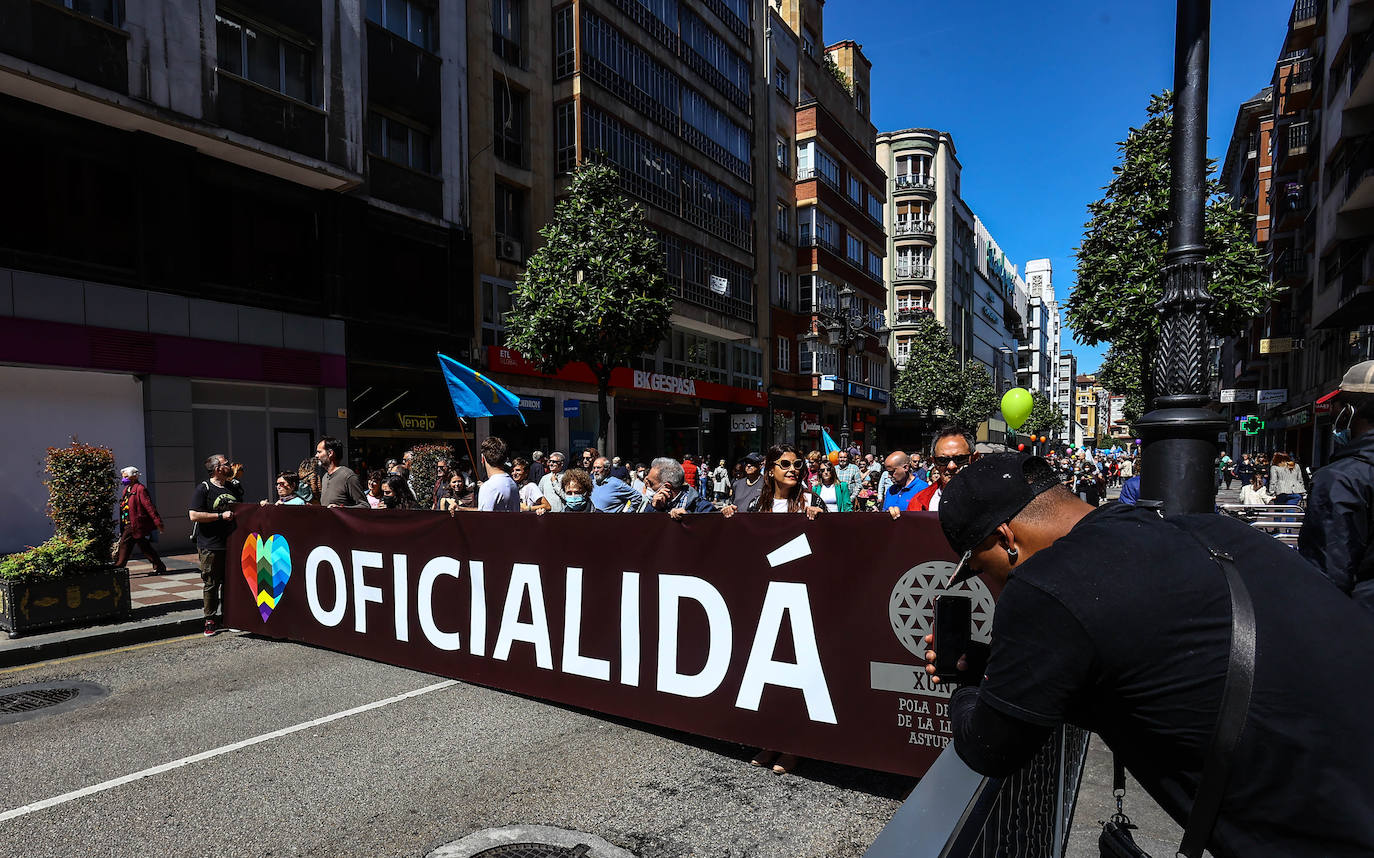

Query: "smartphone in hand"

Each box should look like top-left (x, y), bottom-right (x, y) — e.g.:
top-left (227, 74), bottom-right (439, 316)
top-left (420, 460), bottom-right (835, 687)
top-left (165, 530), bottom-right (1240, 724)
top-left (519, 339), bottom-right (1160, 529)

top-left (932, 594), bottom-right (973, 683)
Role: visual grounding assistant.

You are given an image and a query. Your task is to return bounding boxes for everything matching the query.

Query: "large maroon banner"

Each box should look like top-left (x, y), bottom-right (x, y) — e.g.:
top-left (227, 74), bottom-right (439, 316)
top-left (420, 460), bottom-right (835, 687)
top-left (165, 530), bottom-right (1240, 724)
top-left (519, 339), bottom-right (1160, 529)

top-left (224, 506), bottom-right (998, 777)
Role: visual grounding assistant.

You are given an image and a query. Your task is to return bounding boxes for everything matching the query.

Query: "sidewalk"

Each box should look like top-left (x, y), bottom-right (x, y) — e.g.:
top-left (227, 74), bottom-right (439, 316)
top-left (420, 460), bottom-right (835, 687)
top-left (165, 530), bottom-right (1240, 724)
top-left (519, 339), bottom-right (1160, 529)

top-left (0, 553), bottom-right (206, 668)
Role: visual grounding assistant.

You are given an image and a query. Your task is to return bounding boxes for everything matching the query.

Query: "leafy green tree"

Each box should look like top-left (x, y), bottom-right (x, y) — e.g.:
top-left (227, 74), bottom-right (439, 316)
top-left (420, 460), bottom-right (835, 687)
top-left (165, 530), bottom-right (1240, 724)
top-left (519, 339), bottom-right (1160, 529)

top-left (1067, 91), bottom-right (1270, 409)
top-left (503, 163), bottom-right (673, 450)
top-left (1096, 345), bottom-right (1146, 424)
top-left (1024, 392), bottom-right (1066, 438)
top-left (891, 313), bottom-right (998, 433)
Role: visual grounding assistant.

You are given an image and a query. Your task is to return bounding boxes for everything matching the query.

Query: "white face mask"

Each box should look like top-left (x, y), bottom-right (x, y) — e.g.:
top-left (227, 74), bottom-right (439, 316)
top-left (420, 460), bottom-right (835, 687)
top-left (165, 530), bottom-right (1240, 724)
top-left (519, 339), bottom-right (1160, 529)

top-left (1333, 403), bottom-right (1356, 447)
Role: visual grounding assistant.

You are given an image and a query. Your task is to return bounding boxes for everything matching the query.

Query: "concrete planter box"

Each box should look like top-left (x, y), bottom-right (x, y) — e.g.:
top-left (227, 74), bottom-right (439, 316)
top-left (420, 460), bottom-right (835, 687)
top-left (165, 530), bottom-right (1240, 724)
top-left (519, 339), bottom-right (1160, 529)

top-left (0, 567), bottom-right (131, 637)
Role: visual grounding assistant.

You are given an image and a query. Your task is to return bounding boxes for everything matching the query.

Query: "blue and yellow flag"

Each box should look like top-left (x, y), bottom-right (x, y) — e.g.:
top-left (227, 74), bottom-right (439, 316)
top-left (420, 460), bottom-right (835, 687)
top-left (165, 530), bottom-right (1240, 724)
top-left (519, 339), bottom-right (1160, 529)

top-left (438, 353), bottom-right (527, 425)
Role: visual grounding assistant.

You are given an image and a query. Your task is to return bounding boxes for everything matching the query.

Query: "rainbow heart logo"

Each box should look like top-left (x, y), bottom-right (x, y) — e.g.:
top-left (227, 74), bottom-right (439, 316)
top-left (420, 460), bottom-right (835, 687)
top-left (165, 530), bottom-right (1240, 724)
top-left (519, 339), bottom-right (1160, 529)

top-left (240, 533), bottom-right (291, 622)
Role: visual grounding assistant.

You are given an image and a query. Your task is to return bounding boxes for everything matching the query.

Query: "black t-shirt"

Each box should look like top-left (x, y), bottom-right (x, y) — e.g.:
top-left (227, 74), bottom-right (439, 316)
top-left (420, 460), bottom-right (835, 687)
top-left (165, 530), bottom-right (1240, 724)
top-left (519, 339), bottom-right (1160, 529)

top-left (977, 503), bottom-right (1374, 856)
top-left (192, 480), bottom-right (240, 551)
top-left (730, 477), bottom-right (763, 513)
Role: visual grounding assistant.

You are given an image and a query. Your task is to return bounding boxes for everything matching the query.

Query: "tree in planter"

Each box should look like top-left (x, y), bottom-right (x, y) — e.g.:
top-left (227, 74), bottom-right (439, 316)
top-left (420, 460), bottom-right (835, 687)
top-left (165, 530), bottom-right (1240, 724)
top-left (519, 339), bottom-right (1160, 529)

top-left (1067, 91), bottom-right (1270, 410)
top-left (1024, 392), bottom-right (1067, 439)
top-left (503, 162), bottom-right (673, 451)
top-left (0, 439), bottom-right (116, 580)
top-left (891, 313), bottom-right (998, 434)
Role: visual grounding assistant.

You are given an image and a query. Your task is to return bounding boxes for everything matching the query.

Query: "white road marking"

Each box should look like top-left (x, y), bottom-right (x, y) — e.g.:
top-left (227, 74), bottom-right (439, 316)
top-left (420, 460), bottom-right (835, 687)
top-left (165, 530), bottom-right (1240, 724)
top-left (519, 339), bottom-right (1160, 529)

top-left (0, 679), bottom-right (458, 823)
top-left (766, 534), bottom-right (812, 568)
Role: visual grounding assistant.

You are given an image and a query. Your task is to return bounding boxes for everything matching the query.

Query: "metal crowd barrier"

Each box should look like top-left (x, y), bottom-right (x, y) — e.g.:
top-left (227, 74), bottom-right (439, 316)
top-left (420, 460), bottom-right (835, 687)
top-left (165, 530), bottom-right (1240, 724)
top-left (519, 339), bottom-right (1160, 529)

top-left (864, 725), bottom-right (1092, 858)
top-left (1218, 503), bottom-right (1305, 547)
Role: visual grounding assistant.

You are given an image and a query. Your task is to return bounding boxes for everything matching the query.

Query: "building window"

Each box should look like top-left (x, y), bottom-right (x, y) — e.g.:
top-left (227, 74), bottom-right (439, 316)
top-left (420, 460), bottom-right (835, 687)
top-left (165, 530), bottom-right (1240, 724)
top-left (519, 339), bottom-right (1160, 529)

top-left (492, 0), bottom-right (524, 65)
top-left (774, 63), bottom-right (790, 100)
top-left (731, 344), bottom-right (763, 389)
top-left (776, 270), bottom-right (791, 309)
top-left (553, 5), bottom-right (574, 78)
top-left (847, 234), bottom-right (864, 265)
top-left (493, 80), bottom-right (528, 167)
top-left (776, 201), bottom-right (789, 235)
top-left (481, 279), bottom-right (514, 346)
top-left (215, 11), bottom-right (315, 105)
top-left (848, 174), bottom-right (862, 205)
top-left (61, 0), bottom-right (119, 25)
top-left (555, 101), bottom-right (577, 173)
top-left (368, 111), bottom-right (433, 172)
top-left (867, 191), bottom-right (883, 223)
top-left (682, 87), bottom-right (751, 180)
top-left (867, 248), bottom-right (883, 281)
top-left (366, 0), bottom-right (435, 51)
top-left (495, 181), bottom-right (526, 244)
top-left (801, 28), bottom-right (817, 60)
top-left (855, 86), bottom-right (867, 116)
top-left (777, 336), bottom-right (791, 373)
top-left (776, 134), bottom-right (789, 172)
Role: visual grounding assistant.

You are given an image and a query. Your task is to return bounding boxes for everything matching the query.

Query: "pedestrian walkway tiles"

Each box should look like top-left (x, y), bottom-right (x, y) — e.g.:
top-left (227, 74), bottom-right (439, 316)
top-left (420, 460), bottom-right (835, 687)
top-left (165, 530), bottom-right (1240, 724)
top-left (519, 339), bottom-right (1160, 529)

top-left (128, 572), bottom-right (201, 610)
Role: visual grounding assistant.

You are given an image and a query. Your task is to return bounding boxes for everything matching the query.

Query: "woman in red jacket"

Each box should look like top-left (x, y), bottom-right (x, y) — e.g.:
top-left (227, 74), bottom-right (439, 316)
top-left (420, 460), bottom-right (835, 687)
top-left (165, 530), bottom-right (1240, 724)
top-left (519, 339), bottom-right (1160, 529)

top-left (115, 466), bottom-right (167, 574)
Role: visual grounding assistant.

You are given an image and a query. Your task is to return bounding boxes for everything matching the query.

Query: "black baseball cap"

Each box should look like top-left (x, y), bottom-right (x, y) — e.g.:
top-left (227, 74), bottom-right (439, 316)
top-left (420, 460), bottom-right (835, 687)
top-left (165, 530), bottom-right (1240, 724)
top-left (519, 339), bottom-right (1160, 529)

top-left (940, 453), bottom-right (1062, 585)
top-left (740, 452), bottom-right (764, 467)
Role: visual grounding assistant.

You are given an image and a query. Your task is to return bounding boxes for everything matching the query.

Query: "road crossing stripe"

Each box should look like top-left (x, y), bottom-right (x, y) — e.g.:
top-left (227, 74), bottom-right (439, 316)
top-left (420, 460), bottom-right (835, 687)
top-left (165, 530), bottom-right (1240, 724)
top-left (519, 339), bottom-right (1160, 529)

top-left (0, 679), bottom-right (458, 823)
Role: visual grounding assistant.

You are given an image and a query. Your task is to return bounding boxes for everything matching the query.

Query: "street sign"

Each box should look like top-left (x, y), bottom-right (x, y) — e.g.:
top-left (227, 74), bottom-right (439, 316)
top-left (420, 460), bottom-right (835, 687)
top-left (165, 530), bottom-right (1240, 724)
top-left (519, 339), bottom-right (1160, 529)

top-left (1257, 388), bottom-right (1288, 406)
top-left (1220, 388), bottom-right (1256, 403)
top-left (563, 399), bottom-right (581, 418)
top-left (730, 413), bottom-right (762, 432)
top-left (1259, 337), bottom-right (1305, 354)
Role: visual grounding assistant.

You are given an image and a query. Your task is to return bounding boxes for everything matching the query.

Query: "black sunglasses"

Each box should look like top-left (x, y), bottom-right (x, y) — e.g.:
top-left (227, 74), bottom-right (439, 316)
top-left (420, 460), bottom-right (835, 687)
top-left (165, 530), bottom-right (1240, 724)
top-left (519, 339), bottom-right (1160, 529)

top-left (932, 454), bottom-right (972, 467)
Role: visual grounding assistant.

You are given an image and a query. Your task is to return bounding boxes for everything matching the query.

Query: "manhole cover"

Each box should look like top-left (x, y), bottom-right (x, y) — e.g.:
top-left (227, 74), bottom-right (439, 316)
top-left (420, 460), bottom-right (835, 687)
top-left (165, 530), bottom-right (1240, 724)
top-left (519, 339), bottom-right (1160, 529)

top-left (0, 680), bottom-right (108, 725)
top-left (473, 846), bottom-right (589, 858)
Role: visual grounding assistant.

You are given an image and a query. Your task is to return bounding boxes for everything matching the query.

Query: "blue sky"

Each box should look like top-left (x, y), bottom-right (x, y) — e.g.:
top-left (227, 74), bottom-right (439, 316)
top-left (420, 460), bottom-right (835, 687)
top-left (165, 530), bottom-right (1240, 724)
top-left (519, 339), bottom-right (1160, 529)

top-left (823, 0), bottom-right (1292, 373)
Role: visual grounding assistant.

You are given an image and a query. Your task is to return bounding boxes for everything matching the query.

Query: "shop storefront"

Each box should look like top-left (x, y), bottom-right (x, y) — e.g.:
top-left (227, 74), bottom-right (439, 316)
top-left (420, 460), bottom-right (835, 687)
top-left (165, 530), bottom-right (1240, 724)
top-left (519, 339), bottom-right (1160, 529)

top-left (348, 364), bottom-right (474, 474)
top-left (484, 347), bottom-right (766, 464)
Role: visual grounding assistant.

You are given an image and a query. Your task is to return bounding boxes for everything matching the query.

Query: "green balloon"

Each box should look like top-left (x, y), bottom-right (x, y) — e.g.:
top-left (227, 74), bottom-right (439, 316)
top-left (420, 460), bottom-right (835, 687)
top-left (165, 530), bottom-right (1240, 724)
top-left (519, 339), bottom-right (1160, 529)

top-left (1000, 387), bottom-right (1033, 430)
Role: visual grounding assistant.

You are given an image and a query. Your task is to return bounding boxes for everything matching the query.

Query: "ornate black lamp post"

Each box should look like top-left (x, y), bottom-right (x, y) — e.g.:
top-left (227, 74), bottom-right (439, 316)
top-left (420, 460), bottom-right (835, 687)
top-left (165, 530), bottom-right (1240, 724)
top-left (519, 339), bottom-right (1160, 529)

top-left (804, 285), bottom-right (890, 450)
top-left (1134, 0), bottom-right (1226, 514)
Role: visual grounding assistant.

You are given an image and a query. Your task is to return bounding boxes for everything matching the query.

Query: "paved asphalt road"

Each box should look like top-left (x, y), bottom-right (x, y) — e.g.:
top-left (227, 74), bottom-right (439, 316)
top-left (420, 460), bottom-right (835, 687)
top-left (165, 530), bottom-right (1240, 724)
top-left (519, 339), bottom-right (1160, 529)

top-left (0, 632), bottom-right (912, 858)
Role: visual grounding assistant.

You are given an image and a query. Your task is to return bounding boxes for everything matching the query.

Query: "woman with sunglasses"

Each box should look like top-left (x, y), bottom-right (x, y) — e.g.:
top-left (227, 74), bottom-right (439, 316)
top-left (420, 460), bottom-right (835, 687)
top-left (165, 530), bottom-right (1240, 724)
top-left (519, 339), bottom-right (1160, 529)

top-left (721, 444), bottom-right (826, 519)
top-left (721, 444), bottom-right (821, 774)
top-left (813, 460), bottom-right (852, 512)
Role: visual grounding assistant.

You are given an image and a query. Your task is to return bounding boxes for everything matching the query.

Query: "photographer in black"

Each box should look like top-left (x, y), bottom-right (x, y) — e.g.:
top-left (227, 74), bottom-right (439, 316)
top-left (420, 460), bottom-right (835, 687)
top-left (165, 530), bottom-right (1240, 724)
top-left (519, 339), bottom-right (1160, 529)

top-left (924, 453), bottom-right (1374, 857)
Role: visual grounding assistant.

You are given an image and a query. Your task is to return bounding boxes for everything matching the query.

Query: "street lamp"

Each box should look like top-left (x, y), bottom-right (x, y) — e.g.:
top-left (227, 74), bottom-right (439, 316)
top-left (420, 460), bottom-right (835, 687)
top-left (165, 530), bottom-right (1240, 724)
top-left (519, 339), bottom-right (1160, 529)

top-left (1133, 0), bottom-right (1225, 514)
top-left (803, 285), bottom-right (890, 450)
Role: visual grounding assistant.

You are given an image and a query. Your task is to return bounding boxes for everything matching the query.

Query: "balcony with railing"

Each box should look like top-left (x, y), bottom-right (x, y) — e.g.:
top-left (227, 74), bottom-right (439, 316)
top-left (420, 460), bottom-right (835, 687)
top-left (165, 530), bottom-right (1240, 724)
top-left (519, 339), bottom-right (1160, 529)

top-left (894, 174), bottom-right (936, 193)
top-left (1274, 249), bottom-right (1309, 284)
top-left (1278, 121), bottom-right (1312, 171)
top-left (893, 306), bottom-right (933, 326)
top-left (797, 166), bottom-right (842, 196)
top-left (1273, 182), bottom-right (1307, 230)
top-left (797, 276), bottom-right (840, 314)
top-left (893, 219), bottom-right (936, 239)
top-left (1340, 139), bottom-right (1374, 212)
top-left (799, 230), bottom-right (845, 259)
top-left (1351, 33), bottom-right (1374, 110)
top-left (1284, 56), bottom-right (1315, 109)
top-left (1285, 0), bottom-right (1317, 51)
top-left (893, 260), bottom-right (935, 282)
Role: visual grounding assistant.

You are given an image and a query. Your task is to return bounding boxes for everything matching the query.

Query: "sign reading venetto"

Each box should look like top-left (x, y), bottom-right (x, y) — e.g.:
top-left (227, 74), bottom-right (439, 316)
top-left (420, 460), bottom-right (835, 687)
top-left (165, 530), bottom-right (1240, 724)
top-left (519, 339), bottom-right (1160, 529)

top-left (226, 507), bottom-right (993, 778)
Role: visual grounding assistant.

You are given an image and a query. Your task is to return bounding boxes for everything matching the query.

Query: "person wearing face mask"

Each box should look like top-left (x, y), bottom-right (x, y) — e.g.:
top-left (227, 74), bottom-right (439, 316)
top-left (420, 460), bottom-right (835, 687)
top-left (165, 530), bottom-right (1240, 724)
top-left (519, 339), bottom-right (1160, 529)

top-left (1299, 360), bottom-right (1374, 614)
top-left (381, 474), bottom-right (417, 509)
top-left (115, 466), bottom-right (166, 574)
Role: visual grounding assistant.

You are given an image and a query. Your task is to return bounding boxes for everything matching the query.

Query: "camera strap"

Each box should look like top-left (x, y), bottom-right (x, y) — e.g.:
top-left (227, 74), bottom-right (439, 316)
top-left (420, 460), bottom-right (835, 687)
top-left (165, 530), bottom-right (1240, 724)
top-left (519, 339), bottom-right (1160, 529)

top-left (1104, 535), bottom-right (1255, 858)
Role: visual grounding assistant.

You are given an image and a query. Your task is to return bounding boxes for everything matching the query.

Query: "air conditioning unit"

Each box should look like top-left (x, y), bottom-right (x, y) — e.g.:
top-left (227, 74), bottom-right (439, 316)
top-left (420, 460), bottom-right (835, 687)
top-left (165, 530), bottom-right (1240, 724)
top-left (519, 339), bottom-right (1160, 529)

top-left (496, 235), bottom-right (523, 262)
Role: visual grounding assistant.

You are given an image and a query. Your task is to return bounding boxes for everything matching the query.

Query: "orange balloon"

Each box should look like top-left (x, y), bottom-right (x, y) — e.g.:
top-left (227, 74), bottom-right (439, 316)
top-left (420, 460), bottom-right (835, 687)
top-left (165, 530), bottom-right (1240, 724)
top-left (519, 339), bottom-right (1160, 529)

top-left (1039, 435), bottom-right (1047, 443)
top-left (827, 451), bottom-right (840, 464)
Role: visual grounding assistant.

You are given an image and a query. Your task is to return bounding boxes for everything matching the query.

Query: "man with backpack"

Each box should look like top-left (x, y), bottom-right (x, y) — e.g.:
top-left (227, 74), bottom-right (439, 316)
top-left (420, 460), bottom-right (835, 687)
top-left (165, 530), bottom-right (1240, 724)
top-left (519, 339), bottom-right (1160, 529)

top-left (1300, 359), bottom-right (1374, 614)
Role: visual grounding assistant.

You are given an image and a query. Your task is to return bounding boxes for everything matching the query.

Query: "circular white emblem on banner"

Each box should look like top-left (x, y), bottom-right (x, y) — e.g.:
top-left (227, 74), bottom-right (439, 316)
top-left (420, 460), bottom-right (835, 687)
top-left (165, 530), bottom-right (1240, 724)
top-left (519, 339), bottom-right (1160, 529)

top-left (888, 561), bottom-right (996, 657)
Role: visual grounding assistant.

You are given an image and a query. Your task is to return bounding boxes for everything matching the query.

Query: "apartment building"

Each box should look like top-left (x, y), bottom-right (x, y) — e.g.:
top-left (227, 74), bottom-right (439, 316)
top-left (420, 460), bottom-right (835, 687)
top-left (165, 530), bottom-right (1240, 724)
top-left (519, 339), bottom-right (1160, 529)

top-left (1019, 259), bottom-right (1060, 408)
top-left (1058, 351), bottom-right (1081, 443)
top-left (766, 0), bottom-right (889, 452)
top-left (475, 0), bottom-right (771, 464)
top-left (875, 128), bottom-right (971, 371)
top-left (0, 0), bottom-right (472, 551)
top-left (1218, 0), bottom-right (1374, 465)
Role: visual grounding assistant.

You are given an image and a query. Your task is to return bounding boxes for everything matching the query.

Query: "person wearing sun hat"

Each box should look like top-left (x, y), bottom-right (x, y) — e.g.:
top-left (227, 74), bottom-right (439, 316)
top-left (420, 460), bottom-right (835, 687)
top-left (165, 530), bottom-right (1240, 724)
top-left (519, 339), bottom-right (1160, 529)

top-left (1300, 359), bottom-right (1374, 613)
top-left (925, 451), bottom-right (1374, 856)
